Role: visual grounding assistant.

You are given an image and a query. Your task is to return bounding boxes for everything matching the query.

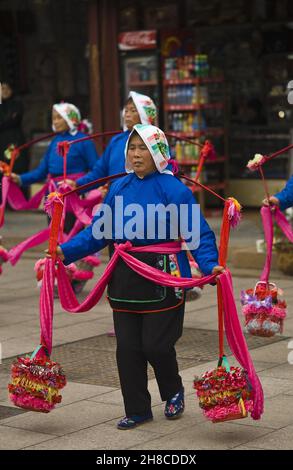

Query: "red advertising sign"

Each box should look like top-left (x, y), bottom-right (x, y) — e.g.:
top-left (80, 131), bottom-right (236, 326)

top-left (118, 30), bottom-right (157, 50)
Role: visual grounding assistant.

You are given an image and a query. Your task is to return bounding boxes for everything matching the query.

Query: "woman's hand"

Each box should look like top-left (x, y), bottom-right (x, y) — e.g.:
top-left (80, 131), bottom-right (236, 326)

top-left (10, 173), bottom-right (21, 185)
top-left (262, 196), bottom-right (279, 207)
top-left (45, 246), bottom-right (65, 261)
top-left (212, 265), bottom-right (226, 275)
top-left (57, 179), bottom-right (77, 189)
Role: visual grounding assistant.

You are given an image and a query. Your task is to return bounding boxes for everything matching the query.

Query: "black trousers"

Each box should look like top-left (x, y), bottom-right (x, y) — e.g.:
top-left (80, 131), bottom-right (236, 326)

top-left (113, 303), bottom-right (185, 416)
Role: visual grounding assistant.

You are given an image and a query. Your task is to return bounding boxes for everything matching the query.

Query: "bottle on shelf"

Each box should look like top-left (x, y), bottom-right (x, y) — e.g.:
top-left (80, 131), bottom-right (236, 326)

top-left (190, 166), bottom-right (197, 179)
top-left (163, 54), bottom-right (226, 203)
top-left (164, 54), bottom-right (210, 81)
top-left (175, 140), bottom-right (182, 162)
top-left (173, 139), bottom-right (201, 162)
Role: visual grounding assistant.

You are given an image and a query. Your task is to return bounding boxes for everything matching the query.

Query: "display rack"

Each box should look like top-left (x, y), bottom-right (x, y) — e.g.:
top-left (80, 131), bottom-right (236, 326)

top-left (162, 55), bottom-right (228, 207)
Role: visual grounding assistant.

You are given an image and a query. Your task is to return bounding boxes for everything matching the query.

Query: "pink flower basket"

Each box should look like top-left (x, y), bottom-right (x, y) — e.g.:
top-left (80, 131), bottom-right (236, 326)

top-left (8, 347), bottom-right (66, 413)
top-left (193, 363), bottom-right (253, 423)
top-left (241, 281), bottom-right (286, 337)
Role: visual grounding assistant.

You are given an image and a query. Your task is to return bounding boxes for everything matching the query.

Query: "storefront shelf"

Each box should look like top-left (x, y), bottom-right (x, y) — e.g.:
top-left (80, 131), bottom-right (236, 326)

top-left (167, 129), bottom-right (225, 137)
top-left (178, 157), bottom-right (226, 166)
top-left (165, 103), bottom-right (224, 111)
top-left (128, 81), bottom-right (158, 87)
top-left (164, 77), bottom-right (224, 85)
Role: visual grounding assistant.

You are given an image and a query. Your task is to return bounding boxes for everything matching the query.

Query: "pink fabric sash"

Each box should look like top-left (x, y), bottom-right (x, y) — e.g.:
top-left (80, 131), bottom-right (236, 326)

top-left (55, 241), bottom-right (216, 314)
top-left (274, 206), bottom-right (293, 243)
top-left (7, 219), bottom-right (84, 266)
top-left (39, 240), bottom-right (264, 419)
top-left (0, 173), bottom-right (85, 228)
top-left (9, 227), bottom-right (51, 266)
top-left (5, 177), bottom-right (102, 265)
top-left (218, 272), bottom-right (264, 420)
top-left (261, 206), bottom-right (293, 282)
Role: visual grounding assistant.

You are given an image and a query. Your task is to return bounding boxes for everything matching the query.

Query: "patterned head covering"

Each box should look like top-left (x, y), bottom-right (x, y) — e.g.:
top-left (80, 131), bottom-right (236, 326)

top-left (125, 124), bottom-right (173, 175)
top-left (122, 91), bottom-right (157, 130)
top-left (52, 103), bottom-right (81, 135)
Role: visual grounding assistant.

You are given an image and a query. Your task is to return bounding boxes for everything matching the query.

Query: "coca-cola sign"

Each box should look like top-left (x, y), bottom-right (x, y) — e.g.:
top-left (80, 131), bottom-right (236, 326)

top-left (118, 31), bottom-right (157, 50)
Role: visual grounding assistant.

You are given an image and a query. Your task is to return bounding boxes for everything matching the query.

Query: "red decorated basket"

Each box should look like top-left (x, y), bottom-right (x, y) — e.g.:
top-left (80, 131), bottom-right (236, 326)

top-left (193, 358), bottom-right (253, 423)
top-left (8, 346), bottom-right (66, 413)
top-left (241, 281), bottom-right (286, 337)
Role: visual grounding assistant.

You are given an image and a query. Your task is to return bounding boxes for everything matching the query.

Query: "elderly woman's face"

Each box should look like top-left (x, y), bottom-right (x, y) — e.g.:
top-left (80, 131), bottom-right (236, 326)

top-left (124, 100), bottom-right (141, 130)
top-left (127, 134), bottom-right (156, 178)
top-left (52, 109), bottom-right (69, 133)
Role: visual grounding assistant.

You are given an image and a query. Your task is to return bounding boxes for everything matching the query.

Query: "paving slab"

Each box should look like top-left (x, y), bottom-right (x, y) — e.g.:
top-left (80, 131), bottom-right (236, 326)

top-left (259, 363), bottom-right (293, 380)
top-left (23, 423), bottom-right (161, 450)
top-left (238, 424), bottom-right (293, 450)
top-left (129, 421), bottom-right (274, 450)
top-left (0, 425), bottom-right (56, 450)
top-left (1, 400), bottom-right (124, 437)
top-left (227, 395), bottom-right (293, 430)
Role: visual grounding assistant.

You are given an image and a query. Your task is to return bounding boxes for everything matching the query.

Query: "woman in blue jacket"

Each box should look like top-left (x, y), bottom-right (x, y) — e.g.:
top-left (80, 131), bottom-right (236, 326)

top-left (11, 103), bottom-right (98, 186)
top-left (50, 124), bottom-right (224, 430)
top-left (11, 102), bottom-right (99, 232)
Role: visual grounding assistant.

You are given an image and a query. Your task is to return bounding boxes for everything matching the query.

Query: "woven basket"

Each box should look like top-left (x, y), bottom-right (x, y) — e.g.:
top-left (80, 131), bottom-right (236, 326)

top-left (193, 364), bottom-right (253, 423)
top-left (8, 347), bottom-right (66, 413)
top-left (241, 281), bottom-right (286, 337)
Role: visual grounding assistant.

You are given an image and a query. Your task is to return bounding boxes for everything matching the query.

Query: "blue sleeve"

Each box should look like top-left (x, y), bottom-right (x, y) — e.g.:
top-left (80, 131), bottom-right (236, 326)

top-left (275, 175), bottom-right (293, 211)
top-left (81, 139), bottom-right (99, 171)
top-left (60, 225), bottom-right (108, 265)
top-left (76, 142), bottom-right (111, 191)
top-left (60, 184), bottom-right (116, 265)
top-left (19, 143), bottom-right (51, 186)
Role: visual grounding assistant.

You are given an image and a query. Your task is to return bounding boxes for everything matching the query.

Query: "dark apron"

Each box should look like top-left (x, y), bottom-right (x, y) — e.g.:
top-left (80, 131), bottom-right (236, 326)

top-left (107, 244), bottom-right (183, 312)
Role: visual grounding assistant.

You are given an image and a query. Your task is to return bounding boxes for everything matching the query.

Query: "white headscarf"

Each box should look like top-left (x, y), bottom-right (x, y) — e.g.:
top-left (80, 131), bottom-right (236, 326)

top-left (125, 124), bottom-right (173, 175)
top-left (52, 103), bottom-right (81, 135)
top-left (122, 91), bottom-right (157, 131)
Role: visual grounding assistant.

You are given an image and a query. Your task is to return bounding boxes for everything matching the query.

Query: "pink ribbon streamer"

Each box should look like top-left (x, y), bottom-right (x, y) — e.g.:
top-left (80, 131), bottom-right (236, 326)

top-left (8, 227), bottom-right (51, 266)
top-left (4, 176), bottom-right (102, 265)
top-left (62, 188), bottom-right (102, 226)
top-left (218, 272), bottom-right (264, 420)
top-left (0, 177), bottom-right (55, 227)
top-left (0, 173), bottom-right (86, 228)
top-left (55, 242), bottom-right (216, 314)
top-left (260, 206), bottom-right (293, 282)
top-left (38, 240), bottom-right (264, 419)
top-left (274, 206), bottom-right (293, 243)
top-left (40, 260), bottom-right (55, 356)
top-left (7, 217), bottom-right (84, 266)
top-left (260, 206), bottom-right (274, 283)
